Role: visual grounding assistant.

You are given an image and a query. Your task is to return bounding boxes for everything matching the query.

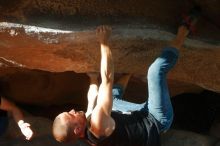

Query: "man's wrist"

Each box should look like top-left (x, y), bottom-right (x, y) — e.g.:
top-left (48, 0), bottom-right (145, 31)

top-left (100, 41), bottom-right (109, 47)
top-left (18, 120), bottom-right (24, 127)
top-left (86, 109), bottom-right (93, 117)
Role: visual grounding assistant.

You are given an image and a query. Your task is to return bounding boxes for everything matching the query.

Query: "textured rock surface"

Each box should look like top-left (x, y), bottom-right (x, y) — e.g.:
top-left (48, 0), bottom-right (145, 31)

top-left (0, 0), bottom-right (219, 37)
top-left (0, 68), bottom-right (89, 106)
top-left (0, 0), bottom-right (220, 93)
top-left (0, 23), bottom-right (219, 93)
top-left (161, 129), bottom-right (219, 146)
top-left (215, 141), bottom-right (220, 146)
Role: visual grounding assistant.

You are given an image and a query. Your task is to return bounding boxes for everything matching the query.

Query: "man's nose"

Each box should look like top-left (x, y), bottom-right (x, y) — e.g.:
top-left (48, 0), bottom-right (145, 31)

top-left (69, 109), bottom-right (76, 114)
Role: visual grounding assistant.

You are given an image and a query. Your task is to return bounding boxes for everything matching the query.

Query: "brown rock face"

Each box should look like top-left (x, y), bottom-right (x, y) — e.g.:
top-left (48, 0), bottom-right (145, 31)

top-left (161, 129), bottom-right (218, 146)
top-left (0, 23), bottom-right (219, 93)
top-left (0, 68), bottom-right (89, 106)
top-left (0, 1), bottom-right (219, 103)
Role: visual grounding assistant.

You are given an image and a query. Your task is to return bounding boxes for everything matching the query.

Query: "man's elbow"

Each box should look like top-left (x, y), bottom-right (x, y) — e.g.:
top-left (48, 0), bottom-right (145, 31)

top-left (103, 72), bottom-right (114, 84)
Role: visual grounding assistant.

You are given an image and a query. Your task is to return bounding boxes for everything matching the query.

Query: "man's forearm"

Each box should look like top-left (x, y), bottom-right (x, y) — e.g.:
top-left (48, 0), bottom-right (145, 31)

top-left (86, 84), bottom-right (98, 117)
top-left (96, 43), bottom-right (114, 115)
top-left (100, 44), bottom-right (114, 83)
top-left (86, 73), bottom-right (99, 117)
top-left (0, 97), bottom-right (33, 140)
top-left (0, 97), bottom-right (24, 123)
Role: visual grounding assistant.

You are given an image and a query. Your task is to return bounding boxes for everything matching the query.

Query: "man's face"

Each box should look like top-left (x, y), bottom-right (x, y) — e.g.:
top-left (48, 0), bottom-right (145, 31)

top-left (69, 109), bottom-right (85, 117)
top-left (53, 109), bottom-right (87, 142)
top-left (61, 109), bottom-right (86, 126)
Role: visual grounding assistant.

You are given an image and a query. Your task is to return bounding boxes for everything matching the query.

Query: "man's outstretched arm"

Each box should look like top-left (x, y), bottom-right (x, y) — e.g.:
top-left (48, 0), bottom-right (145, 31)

top-left (0, 97), bottom-right (33, 140)
top-left (90, 26), bottom-right (115, 137)
top-left (96, 25), bottom-right (114, 114)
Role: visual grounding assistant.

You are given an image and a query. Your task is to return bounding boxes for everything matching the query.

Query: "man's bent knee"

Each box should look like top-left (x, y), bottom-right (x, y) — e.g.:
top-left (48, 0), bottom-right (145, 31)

top-left (158, 113), bottom-right (174, 132)
top-left (112, 84), bottom-right (124, 100)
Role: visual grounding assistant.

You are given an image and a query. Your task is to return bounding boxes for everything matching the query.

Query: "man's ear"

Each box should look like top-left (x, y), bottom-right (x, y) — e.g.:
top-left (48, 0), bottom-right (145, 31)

top-left (74, 127), bottom-right (81, 135)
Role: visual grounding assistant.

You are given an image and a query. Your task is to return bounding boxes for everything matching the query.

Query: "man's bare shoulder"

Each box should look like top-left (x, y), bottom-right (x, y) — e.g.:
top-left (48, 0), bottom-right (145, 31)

top-left (90, 106), bottom-right (115, 138)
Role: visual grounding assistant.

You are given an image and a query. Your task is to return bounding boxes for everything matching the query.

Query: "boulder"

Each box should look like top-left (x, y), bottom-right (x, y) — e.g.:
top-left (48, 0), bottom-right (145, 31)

top-left (0, 0), bottom-right (219, 93)
top-left (161, 129), bottom-right (219, 146)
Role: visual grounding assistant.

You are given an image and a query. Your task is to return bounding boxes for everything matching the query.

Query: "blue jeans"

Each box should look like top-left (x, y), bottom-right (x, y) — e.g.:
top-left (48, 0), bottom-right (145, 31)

top-left (112, 47), bottom-right (179, 132)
